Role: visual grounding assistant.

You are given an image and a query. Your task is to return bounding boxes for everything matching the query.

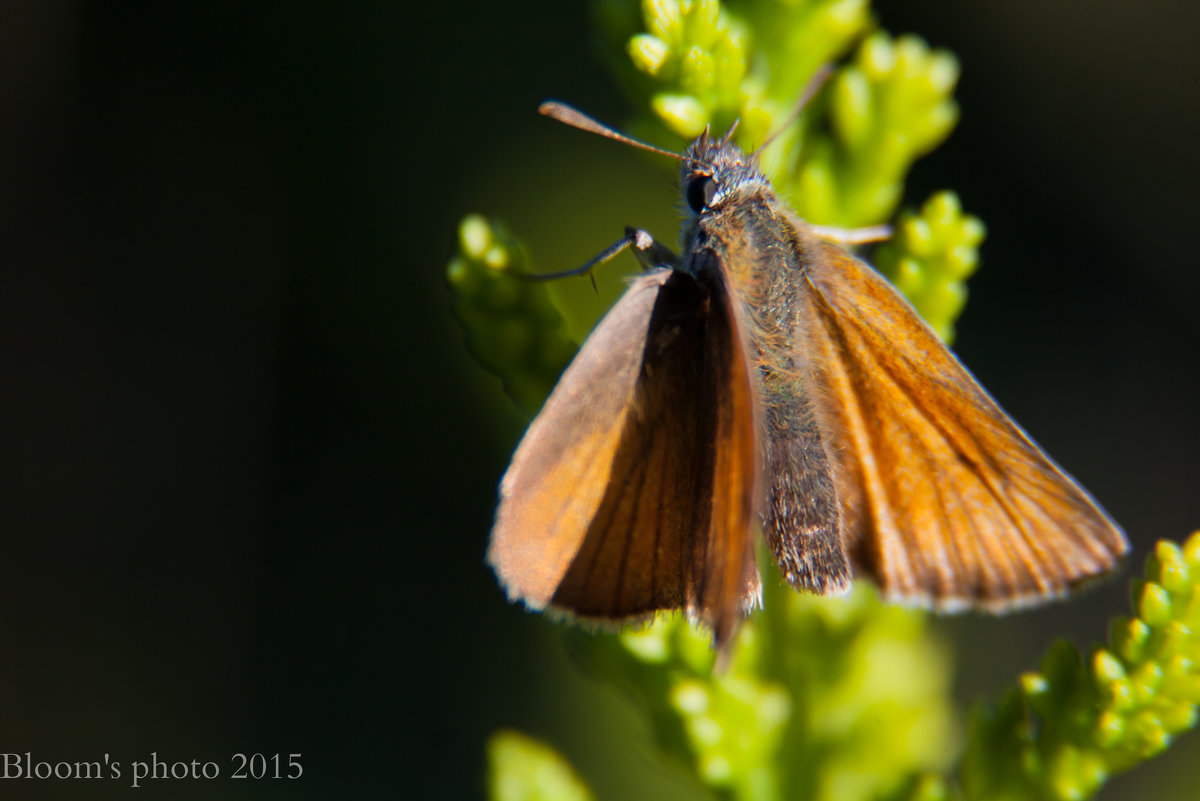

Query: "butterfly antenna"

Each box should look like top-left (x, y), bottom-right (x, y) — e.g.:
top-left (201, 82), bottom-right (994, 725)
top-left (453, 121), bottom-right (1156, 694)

top-left (752, 63), bottom-right (835, 159)
top-left (721, 118), bottom-right (741, 145)
top-left (539, 102), bottom-right (685, 163)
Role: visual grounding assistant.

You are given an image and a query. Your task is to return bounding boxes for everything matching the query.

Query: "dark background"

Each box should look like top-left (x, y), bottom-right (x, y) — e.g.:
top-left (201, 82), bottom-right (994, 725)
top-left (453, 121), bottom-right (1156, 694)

top-left (1, 1), bottom-right (1197, 799)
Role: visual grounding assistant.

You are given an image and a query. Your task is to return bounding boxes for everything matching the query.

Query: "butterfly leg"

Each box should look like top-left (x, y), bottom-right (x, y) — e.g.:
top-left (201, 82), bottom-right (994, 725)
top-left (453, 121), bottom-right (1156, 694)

top-left (504, 228), bottom-right (678, 290)
top-left (625, 226), bottom-right (679, 271)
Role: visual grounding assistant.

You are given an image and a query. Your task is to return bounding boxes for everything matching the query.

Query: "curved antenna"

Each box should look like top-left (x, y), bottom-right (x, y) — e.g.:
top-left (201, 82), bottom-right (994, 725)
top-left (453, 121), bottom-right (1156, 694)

top-left (752, 63), bottom-right (834, 159)
top-left (539, 102), bottom-right (685, 163)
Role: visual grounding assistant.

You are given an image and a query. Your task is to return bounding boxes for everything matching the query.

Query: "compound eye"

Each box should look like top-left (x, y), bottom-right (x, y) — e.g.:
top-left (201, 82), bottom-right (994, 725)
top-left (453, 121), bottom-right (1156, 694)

top-left (686, 174), bottom-right (717, 213)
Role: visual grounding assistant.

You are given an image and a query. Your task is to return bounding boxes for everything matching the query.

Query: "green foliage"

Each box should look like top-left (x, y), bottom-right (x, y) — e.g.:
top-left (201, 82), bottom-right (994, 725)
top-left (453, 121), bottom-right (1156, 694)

top-left (488, 537), bottom-right (1200, 801)
top-left (961, 532), bottom-right (1200, 801)
top-left (591, 579), bottom-right (956, 801)
top-left (599, 0), bottom-right (959, 229)
top-left (487, 730), bottom-right (596, 801)
top-left (597, 0), bottom-right (872, 150)
top-left (873, 192), bottom-right (986, 343)
top-left (446, 214), bottom-right (577, 414)
top-left (809, 31), bottom-right (960, 227)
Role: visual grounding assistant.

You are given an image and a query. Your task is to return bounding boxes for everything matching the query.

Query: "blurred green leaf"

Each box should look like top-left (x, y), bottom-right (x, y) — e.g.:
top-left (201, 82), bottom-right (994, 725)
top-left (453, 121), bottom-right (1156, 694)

top-left (487, 730), bottom-right (596, 801)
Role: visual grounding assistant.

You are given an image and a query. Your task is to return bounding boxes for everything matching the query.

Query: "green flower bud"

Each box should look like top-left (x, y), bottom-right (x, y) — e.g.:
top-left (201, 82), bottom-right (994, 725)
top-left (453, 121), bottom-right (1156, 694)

top-left (1110, 617), bottom-right (1151, 664)
top-left (651, 91), bottom-right (710, 136)
top-left (1093, 650), bottom-right (1126, 683)
top-left (643, 0), bottom-right (682, 43)
top-left (832, 68), bottom-right (874, 150)
top-left (1182, 530), bottom-right (1200, 567)
top-left (460, 212), bottom-right (493, 258)
top-left (1159, 702), bottom-right (1197, 734)
top-left (683, 0), bottom-right (720, 46)
top-left (1094, 710), bottom-right (1125, 748)
top-left (679, 43), bottom-right (716, 95)
top-left (1151, 540), bottom-right (1191, 592)
top-left (1046, 745), bottom-right (1107, 801)
top-left (1138, 583), bottom-right (1173, 628)
top-left (627, 33), bottom-right (672, 76)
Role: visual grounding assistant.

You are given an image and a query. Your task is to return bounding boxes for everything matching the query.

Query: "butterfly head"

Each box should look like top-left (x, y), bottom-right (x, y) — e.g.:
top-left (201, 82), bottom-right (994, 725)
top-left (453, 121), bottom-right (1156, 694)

top-left (682, 127), bottom-right (769, 217)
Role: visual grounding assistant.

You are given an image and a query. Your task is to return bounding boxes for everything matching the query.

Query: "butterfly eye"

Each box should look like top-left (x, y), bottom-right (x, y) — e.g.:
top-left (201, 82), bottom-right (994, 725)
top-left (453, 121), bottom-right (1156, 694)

top-left (686, 175), bottom-right (717, 213)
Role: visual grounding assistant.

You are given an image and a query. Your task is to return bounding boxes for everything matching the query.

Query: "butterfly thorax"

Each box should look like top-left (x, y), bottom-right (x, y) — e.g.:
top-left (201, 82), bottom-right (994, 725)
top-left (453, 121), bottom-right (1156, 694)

top-left (679, 134), bottom-right (814, 394)
top-left (676, 133), bottom-right (852, 597)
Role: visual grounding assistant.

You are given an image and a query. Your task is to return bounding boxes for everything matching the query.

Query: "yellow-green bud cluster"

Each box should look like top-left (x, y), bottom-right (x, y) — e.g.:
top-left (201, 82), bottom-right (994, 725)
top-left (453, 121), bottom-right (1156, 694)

top-left (874, 191), bottom-right (986, 344)
top-left (611, 2), bottom-right (961, 231)
top-left (625, 0), bottom-right (750, 138)
top-left (446, 215), bottom-right (576, 414)
top-left (558, 578), bottom-right (955, 801)
top-left (796, 32), bottom-right (960, 227)
top-left (963, 532), bottom-right (1200, 801)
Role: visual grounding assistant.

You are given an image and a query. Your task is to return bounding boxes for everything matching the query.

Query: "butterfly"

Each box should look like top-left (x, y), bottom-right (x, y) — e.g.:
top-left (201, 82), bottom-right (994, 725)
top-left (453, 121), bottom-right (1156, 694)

top-left (486, 101), bottom-right (1128, 652)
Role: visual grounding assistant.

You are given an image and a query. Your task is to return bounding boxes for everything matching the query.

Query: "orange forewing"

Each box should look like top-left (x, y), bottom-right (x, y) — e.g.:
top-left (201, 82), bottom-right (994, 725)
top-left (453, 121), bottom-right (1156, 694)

top-left (488, 268), bottom-right (760, 648)
top-left (797, 237), bottom-right (1128, 609)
